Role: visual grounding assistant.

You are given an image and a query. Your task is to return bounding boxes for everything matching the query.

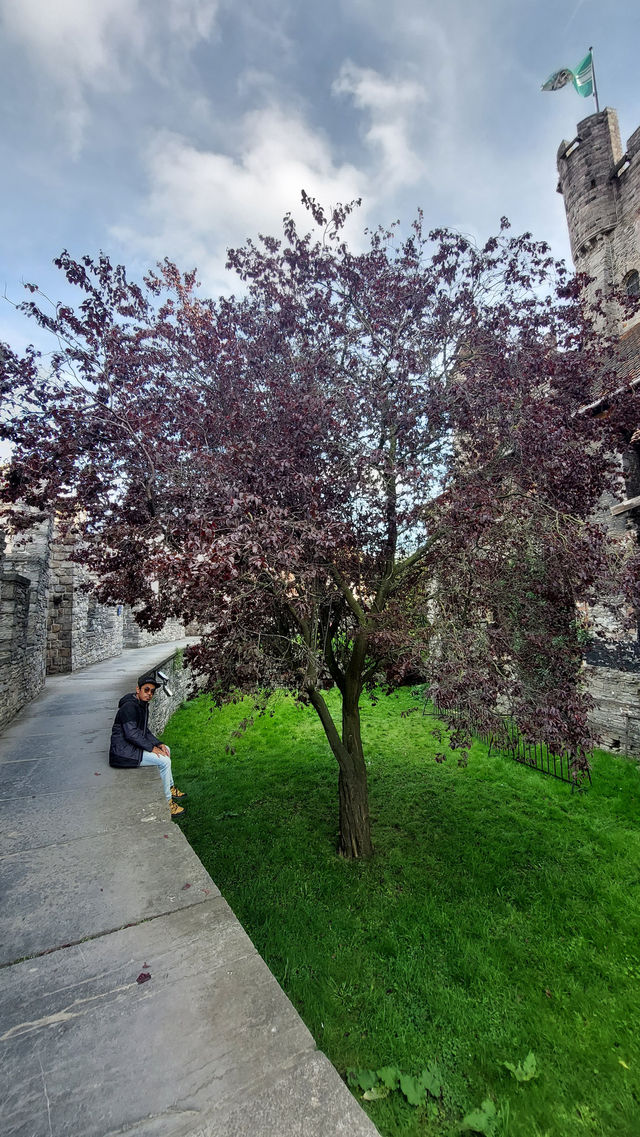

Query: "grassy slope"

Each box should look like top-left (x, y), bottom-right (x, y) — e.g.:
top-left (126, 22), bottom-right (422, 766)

top-left (163, 689), bottom-right (640, 1137)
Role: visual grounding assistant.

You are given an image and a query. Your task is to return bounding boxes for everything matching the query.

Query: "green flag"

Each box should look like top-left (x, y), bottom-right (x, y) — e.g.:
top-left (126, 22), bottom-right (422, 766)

top-left (541, 51), bottom-right (593, 97)
top-left (572, 52), bottom-right (594, 97)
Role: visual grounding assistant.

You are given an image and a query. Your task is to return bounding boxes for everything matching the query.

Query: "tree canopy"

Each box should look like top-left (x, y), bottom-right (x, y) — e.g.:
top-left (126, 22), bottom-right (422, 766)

top-left (1, 199), bottom-right (633, 856)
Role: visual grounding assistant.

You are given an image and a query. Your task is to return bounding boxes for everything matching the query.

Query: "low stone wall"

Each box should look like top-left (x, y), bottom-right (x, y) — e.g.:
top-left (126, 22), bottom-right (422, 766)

top-left (70, 583), bottom-right (124, 671)
top-left (0, 572), bottom-right (45, 730)
top-left (148, 646), bottom-right (201, 736)
top-left (124, 609), bottom-right (187, 649)
top-left (586, 663), bottom-right (640, 754)
top-left (0, 515), bottom-right (195, 732)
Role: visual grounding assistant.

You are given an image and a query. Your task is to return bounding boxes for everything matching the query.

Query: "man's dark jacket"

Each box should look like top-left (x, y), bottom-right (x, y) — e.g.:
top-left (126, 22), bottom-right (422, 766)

top-left (109, 693), bottom-right (162, 768)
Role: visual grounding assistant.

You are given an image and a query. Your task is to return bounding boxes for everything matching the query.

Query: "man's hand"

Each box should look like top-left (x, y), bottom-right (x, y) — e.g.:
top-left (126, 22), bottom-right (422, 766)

top-left (153, 744), bottom-right (170, 757)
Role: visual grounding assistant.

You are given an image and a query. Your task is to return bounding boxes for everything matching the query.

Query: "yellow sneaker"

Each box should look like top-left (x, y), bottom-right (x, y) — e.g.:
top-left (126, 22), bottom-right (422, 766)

top-left (171, 786), bottom-right (187, 799)
top-left (170, 800), bottom-right (185, 817)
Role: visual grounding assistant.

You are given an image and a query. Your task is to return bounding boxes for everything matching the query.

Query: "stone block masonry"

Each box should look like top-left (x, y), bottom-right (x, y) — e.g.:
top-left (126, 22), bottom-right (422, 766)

top-left (46, 531), bottom-right (73, 672)
top-left (148, 643), bottom-right (200, 736)
top-left (123, 606), bottom-right (186, 648)
top-left (557, 107), bottom-right (640, 754)
top-left (557, 108), bottom-right (640, 339)
top-left (0, 518), bottom-right (52, 731)
top-left (69, 573), bottom-right (124, 671)
top-left (586, 664), bottom-right (640, 753)
top-left (0, 515), bottom-right (191, 731)
top-left (47, 533), bottom-right (125, 673)
top-left (0, 571), bottom-right (40, 729)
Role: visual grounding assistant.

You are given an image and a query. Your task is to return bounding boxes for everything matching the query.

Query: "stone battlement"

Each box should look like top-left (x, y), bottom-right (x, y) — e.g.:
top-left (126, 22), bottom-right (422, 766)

top-left (557, 108), bottom-right (640, 337)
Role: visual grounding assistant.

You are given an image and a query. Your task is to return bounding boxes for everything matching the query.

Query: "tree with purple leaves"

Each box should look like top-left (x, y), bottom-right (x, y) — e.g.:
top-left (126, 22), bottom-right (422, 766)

top-left (1, 199), bottom-right (633, 857)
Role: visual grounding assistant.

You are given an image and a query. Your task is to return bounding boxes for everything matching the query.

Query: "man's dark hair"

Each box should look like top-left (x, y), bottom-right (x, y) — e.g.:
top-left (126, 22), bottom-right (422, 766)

top-left (137, 671), bottom-right (160, 688)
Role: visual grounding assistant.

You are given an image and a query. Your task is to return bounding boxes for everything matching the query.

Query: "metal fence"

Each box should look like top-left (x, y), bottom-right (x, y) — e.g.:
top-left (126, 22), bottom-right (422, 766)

top-left (426, 700), bottom-right (591, 790)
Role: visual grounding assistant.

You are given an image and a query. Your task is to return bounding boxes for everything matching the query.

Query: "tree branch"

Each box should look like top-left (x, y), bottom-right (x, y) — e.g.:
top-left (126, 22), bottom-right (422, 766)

top-left (305, 685), bottom-right (349, 767)
top-left (329, 564), bottom-right (368, 624)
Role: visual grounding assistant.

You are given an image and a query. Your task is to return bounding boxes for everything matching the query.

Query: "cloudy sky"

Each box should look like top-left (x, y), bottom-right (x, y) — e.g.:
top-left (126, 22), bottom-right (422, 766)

top-left (2, 0), bottom-right (639, 351)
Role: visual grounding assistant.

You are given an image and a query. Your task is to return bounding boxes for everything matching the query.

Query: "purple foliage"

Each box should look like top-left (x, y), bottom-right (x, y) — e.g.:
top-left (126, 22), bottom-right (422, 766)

top-left (1, 201), bottom-right (636, 854)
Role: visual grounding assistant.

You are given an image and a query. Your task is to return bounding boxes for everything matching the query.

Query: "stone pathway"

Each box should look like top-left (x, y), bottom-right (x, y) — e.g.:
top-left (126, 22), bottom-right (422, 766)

top-left (0, 644), bottom-right (380, 1137)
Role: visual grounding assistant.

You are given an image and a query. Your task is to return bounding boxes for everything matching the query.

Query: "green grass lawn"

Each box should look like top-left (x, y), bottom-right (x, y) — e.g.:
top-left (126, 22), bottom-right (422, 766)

top-left (162, 688), bottom-right (640, 1137)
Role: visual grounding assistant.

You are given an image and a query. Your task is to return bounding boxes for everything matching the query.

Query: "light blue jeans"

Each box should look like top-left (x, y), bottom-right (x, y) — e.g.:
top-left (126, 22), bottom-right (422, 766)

top-left (140, 747), bottom-right (173, 801)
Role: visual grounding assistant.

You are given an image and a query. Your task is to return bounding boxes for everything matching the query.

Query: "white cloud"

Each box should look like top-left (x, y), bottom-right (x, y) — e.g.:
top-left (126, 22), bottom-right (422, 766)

top-left (333, 62), bottom-right (427, 189)
top-left (111, 105), bottom-right (366, 292)
top-left (329, 2), bottom-right (574, 257)
top-left (0, 0), bottom-right (219, 153)
top-left (166, 0), bottom-right (218, 44)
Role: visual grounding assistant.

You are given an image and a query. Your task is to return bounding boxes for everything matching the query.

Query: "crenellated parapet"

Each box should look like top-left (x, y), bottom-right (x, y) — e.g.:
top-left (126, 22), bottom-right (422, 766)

top-left (557, 108), bottom-right (640, 338)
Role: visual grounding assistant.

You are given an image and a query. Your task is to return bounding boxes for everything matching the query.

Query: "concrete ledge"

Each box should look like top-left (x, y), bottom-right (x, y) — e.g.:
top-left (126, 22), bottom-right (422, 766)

top-left (0, 644), bottom-right (380, 1137)
top-left (0, 822), bottom-right (218, 965)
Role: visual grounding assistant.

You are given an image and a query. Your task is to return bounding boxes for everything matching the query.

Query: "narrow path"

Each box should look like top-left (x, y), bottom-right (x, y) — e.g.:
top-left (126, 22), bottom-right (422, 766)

top-left (0, 645), bottom-right (379, 1136)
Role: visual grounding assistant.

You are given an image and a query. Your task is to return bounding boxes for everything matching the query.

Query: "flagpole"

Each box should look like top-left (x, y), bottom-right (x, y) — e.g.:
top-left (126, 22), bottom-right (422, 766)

top-left (589, 45), bottom-right (600, 113)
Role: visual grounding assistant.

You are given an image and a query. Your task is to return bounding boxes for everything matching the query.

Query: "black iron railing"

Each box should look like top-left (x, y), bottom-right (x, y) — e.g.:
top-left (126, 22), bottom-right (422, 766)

top-left (423, 698), bottom-right (591, 789)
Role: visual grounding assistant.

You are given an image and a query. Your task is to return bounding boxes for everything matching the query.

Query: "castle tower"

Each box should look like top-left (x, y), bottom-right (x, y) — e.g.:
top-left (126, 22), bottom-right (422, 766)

top-left (556, 108), bottom-right (640, 753)
top-left (557, 107), bottom-right (640, 511)
top-left (557, 108), bottom-right (640, 338)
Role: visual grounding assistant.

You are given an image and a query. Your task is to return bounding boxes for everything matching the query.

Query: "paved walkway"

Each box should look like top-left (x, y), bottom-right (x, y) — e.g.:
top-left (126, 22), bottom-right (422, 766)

top-left (0, 645), bottom-right (379, 1137)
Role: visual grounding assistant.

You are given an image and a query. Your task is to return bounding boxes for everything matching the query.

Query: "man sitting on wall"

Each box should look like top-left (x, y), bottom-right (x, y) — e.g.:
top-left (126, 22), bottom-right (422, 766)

top-left (109, 671), bottom-right (186, 818)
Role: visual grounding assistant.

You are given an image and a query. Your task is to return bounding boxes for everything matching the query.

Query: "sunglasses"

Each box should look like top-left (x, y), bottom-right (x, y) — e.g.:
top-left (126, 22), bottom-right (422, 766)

top-left (140, 685), bottom-right (156, 694)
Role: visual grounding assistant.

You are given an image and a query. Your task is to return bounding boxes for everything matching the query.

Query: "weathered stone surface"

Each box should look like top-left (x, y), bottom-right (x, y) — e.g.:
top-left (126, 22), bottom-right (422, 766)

top-left (0, 519), bottom-right (52, 730)
top-left (557, 108), bottom-right (640, 751)
top-left (585, 663), bottom-right (640, 752)
top-left (214, 1051), bottom-right (379, 1137)
top-left (0, 644), bottom-right (380, 1137)
top-left (124, 606), bottom-right (187, 649)
top-left (0, 785), bottom-right (164, 856)
top-left (0, 902), bottom-right (378, 1137)
top-left (47, 532), bottom-right (125, 673)
top-left (148, 646), bottom-right (200, 735)
top-left (0, 822), bottom-right (218, 965)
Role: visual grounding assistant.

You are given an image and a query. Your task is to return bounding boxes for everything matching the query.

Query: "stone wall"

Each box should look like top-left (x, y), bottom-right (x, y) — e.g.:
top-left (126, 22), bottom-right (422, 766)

top-left (47, 533), bottom-right (73, 673)
top-left (148, 647), bottom-right (200, 736)
top-left (0, 519), bottom-right (52, 730)
top-left (557, 108), bottom-right (640, 338)
top-left (123, 608), bottom-right (186, 649)
top-left (0, 516), bottom-right (188, 731)
top-left (47, 531), bottom-right (124, 673)
top-left (71, 579), bottom-right (125, 670)
top-left (557, 107), bottom-right (640, 754)
top-left (585, 662), bottom-right (640, 753)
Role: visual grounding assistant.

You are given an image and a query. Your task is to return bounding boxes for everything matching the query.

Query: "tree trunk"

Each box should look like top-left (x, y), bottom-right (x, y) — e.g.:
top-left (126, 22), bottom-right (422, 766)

top-left (337, 750), bottom-right (372, 858)
top-left (338, 688), bottom-right (373, 858)
top-left (306, 679), bottom-right (373, 859)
